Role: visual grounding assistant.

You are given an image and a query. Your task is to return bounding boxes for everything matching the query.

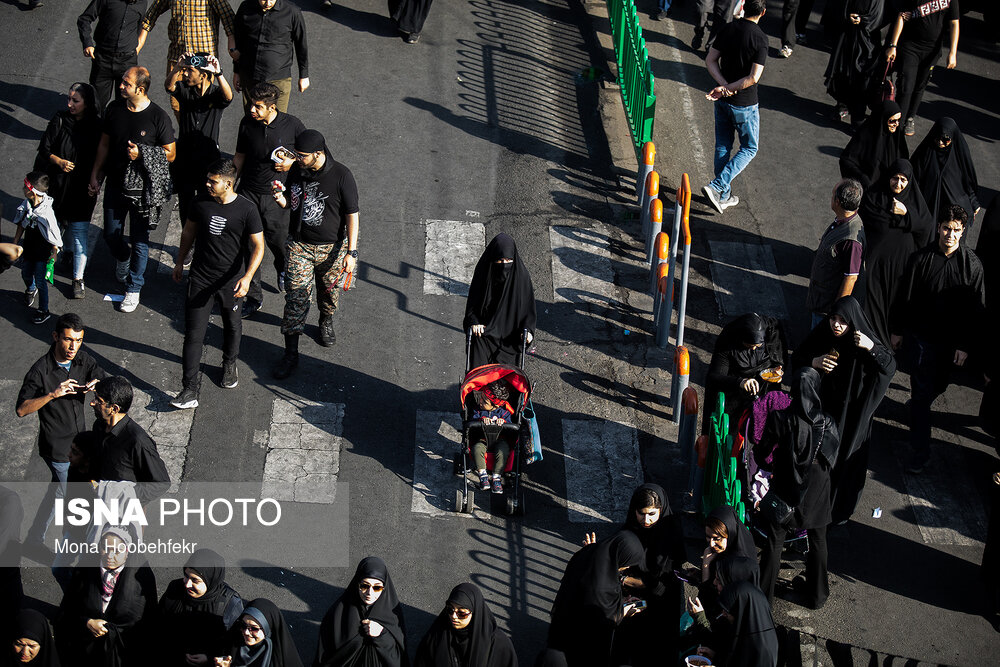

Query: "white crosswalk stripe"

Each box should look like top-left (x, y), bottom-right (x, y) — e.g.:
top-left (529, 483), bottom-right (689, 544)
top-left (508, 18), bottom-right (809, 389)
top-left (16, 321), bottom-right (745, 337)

top-left (262, 398), bottom-right (343, 503)
top-left (411, 410), bottom-right (473, 517)
top-left (423, 220), bottom-right (485, 296)
top-left (563, 419), bottom-right (643, 523)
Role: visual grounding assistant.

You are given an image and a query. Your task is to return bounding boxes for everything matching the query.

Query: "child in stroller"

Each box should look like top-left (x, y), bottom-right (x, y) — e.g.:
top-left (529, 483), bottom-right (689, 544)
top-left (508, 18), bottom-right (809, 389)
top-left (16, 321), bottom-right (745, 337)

top-left (471, 380), bottom-right (515, 494)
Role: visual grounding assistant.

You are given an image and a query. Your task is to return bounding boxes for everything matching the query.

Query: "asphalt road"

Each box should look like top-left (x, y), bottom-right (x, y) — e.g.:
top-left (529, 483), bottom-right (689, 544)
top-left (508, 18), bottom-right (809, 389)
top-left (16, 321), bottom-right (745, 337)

top-left (0, 0), bottom-right (997, 665)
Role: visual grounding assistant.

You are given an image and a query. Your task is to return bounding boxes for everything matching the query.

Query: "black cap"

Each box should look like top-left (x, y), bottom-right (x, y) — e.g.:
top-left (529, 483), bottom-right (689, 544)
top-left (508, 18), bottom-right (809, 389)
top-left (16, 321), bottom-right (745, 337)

top-left (295, 129), bottom-right (326, 153)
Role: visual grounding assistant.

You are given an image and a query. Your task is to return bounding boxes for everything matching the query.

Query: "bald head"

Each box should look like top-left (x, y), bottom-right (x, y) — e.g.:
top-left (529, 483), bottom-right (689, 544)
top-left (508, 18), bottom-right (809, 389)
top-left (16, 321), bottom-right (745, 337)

top-left (120, 66), bottom-right (152, 103)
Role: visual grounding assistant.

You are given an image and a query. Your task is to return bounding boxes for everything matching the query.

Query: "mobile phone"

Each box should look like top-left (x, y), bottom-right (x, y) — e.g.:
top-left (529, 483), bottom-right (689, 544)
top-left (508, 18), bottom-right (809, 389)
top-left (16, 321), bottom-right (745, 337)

top-left (633, 599), bottom-right (647, 610)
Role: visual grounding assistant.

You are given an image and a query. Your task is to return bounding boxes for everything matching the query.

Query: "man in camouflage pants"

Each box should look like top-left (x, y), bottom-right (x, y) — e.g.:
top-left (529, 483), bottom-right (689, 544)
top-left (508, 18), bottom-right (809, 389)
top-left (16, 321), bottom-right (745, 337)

top-left (270, 129), bottom-right (359, 379)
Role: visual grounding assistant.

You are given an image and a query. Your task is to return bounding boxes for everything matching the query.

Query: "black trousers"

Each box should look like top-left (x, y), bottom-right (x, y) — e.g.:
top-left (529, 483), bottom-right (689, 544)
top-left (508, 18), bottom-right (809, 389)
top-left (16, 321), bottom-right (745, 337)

top-left (895, 45), bottom-right (938, 121)
top-left (183, 281), bottom-right (243, 389)
top-left (695, 0), bottom-right (735, 49)
top-left (781, 0), bottom-right (816, 47)
top-left (760, 521), bottom-right (829, 608)
top-left (240, 189), bottom-right (289, 303)
top-left (89, 49), bottom-right (137, 110)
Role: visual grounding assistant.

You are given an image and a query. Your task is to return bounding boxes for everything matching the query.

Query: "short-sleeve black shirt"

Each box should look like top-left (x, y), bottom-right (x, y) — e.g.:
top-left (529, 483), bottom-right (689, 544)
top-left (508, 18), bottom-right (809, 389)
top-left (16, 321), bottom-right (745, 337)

top-left (172, 80), bottom-right (231, 167)
top-left (714, 18), bottom-right (768, 107)
top-left (102, 99), bottom-right (175, 181)
top-left (286, 154), bottom-right (359, 245)
top-left (901, 0), bottom-right (959, 51)
top-left (235, 111), bottom-right (305, 194)
top-left (189, 194), bottom-right (263, 288)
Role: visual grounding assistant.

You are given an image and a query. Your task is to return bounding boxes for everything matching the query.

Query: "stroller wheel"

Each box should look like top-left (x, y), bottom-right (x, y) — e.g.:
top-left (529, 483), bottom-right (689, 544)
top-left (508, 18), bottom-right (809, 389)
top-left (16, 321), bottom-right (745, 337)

top-left (456, 489), bottom-right (474, 514)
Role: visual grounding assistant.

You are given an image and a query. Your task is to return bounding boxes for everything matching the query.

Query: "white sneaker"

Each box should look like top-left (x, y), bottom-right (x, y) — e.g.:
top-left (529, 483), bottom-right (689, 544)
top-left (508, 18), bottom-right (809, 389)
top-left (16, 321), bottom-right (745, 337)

top-left (115, 259), bottom-right (130, 283)
top-left (780, 45), bottom-right (793, 58)
top-left (720, 194), bottom-right (740, 211)
top-left (120, 291), bottom-right (140, 313)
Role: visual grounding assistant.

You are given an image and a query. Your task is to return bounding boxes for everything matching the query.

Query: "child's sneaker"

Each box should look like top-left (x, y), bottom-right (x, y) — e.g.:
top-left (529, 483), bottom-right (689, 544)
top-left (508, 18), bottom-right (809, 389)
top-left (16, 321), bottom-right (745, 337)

top-left (491, 474), bottom-right (503, 495)
top-left (479, 471), bottom-right (491, 491)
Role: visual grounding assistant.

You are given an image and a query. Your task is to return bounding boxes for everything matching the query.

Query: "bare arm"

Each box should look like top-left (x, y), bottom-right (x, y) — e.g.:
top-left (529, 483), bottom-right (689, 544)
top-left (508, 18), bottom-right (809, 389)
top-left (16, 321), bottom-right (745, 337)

top-left (343, 212), bottom-right (359, 273)
top-left (235, 232), bottom-right (265, 298)
top-left (837, 274), bottom-right (858, 299)
top-left (886, 13), bottom-right (905, 62)
top-left (162, 142), bottom-right (176, 163)
top-left (705, 48), bottom-right (726, 87)
top-left (946, 20), bottom-right (959, 69)
top-left (165, 58), bottom-right (184, 94)
top-left (232, 152), bottom-right (245, 180)
top-left (216, 73), bottom-right (234, 102)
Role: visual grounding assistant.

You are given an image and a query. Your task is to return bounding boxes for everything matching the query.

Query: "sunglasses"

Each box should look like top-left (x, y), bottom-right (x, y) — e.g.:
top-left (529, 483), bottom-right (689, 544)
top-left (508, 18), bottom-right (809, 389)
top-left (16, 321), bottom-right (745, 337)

top-left (359, 582), bottom-right (384, 593)
top-left (240, 622), bottom-right (264, 635)
top-left (447, 607), bottom-right (472, 619)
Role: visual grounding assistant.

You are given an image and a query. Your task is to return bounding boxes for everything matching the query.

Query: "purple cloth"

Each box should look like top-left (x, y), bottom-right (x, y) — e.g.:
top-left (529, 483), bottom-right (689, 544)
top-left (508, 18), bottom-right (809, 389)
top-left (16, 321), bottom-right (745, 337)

top-left (749, 390), bottom-right (792, 448)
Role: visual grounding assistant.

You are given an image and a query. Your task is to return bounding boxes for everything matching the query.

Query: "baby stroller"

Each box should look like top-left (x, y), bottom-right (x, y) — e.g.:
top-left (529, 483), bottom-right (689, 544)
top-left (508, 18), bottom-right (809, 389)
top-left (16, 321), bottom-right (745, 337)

top-left (453, 329), bottom-right (536, 516)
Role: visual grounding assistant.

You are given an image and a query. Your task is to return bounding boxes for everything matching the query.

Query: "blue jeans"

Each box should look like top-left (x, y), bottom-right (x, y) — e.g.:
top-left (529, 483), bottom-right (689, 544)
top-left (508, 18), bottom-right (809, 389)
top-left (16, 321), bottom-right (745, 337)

top-left (21, 260), bottom-right (49, 312)
top-left (710, 102), bottom-right (760, 200)
top-left (26, 457), bottom-right (70, 543)
top-left (103, 185), bottom-right (151, 293)
top-left (68, 220), bottom-right (90, 280)
top-left (659, 0), bottom-right (672, 10)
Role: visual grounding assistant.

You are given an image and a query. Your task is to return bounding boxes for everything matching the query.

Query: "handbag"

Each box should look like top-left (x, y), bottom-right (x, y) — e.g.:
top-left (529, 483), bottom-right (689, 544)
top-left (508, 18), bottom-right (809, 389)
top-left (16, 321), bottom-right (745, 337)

top-left (758, 490), bottom-right (794, 526)
top-left (876, 60), bottom-right (895, 103)
top-left (520, 399), bottom-right (543, 464)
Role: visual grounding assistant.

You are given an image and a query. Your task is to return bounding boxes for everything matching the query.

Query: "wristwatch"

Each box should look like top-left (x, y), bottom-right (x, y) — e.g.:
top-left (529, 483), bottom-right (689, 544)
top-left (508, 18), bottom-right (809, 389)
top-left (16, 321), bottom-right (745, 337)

top-left (348, 249), bottom-right (358, 259)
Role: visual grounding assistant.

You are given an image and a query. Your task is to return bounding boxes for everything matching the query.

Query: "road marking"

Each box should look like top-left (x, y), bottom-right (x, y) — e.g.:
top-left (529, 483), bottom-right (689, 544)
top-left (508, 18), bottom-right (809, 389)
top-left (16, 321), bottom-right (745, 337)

top-left (662, 20), bottom-right (710, 183)
top-left (708, 240), bottom-right (791, 319)
top-left (549, 224), bottom-right (615, 305)
top-left (423, 220), bottom-right (485, 296)
top-left (262, 398), bottom-right (343, 503)
top-left (900, 449), bottom-right (986, 547)
top-left (562, 419), bottom-right (643, 523)
top-left (412, 410), bottom-right (473, 517)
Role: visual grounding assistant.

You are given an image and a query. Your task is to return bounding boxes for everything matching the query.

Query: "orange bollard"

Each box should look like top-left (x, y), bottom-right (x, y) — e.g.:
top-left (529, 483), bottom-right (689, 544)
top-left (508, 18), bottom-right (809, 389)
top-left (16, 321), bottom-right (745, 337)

top-left (671, 346), bottom-right (690, 422)
top-left (636, 142), bottom-right (655, 204)
top-left (645, 196), bottom-right (663, 265)
top-left (650, 231), bottom-right (669, 294)
top-left (696, 435), bottom-right (708, 468)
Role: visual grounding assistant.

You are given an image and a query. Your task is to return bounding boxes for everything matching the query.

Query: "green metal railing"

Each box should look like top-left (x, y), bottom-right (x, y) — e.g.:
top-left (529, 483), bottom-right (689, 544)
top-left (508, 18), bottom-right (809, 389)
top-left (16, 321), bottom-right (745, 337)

top-left (606, 0), bottom-right (656, 160)
top-left (702, 393), bottom-right (746, 522)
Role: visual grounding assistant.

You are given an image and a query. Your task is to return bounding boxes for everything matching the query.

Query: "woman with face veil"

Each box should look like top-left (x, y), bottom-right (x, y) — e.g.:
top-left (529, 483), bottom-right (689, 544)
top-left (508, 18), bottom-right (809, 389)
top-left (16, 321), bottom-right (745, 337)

top-left (413, 583), bottom-right (515, 667)
top-left (792, 297), bottom-right (894, 524)
top-left (218, 599), bottom-right (303, 667)
top-left (612, 484), bottom-right (687, 667)
top-left (839, 100), bottom-right (908, 189)
top-left (911, 117), bottom-right (980, 222)
top-left (757, 368), bottom-right (840, 609)
top-left (157, 548), bottom-right (244, 666)
top-left (314, 557), bottom-right (407, 667)
top-left (464, 234), bottom-right (536, 371)
top-left (547, 531), bottom-right (644, 666)
top-left (5, 609), bottom-right (60, 667)
top-left (858, 158), bottom-right (935, 344)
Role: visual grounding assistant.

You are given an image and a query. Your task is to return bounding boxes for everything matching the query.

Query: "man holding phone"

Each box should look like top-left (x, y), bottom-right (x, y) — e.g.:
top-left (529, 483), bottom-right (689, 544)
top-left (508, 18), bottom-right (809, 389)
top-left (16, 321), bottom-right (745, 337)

top-left (16, 313), bottom-right (106, 552)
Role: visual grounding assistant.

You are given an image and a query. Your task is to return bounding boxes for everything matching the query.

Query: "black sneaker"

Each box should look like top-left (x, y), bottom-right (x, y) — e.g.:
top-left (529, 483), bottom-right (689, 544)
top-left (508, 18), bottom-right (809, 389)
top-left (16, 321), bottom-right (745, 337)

top-left (904, 117), bottom-right (916, 137)
top-left (241, 297), bottom-right (262, 319)
top-left (72, 279), bottom-right (85, 299)
top-left (653, 10), bottom-right (668, 20)
top-left (272, 352), bottom-right (299, 379)
top-left (25, 287), bottom-right (37, 307)
top-left (692, 32), bottom-right (703, 50)
top-left (32, 309), bottom-right (51, 325)
top-left (221, 361), bottom-right (239, 388)
top-left (318, 315), bottom-right (336, 347)
top-left (170, 387), bottom-right (199, 410)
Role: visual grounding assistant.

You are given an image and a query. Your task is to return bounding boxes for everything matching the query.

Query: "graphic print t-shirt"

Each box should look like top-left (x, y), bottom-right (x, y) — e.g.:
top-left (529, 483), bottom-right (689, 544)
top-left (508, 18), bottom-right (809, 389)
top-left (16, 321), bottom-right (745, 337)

top-left (902, 0), bottom-right (959, 51)
top-left (287, 154), bottom-right (360, 245)
top-left (189, 194), bottom-right (263, 287)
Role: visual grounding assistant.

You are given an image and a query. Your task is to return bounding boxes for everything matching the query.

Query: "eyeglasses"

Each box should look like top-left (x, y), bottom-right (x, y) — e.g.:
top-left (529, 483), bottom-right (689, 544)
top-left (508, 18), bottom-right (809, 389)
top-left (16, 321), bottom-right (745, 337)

top-left (240, 622), bottom-right (264, 635)
top-left (886, 118), bottom-right (900, 125)
top-left (359, 582), bottom-right (384, 593)
top-left (447, 607), bottom-right (472, 619)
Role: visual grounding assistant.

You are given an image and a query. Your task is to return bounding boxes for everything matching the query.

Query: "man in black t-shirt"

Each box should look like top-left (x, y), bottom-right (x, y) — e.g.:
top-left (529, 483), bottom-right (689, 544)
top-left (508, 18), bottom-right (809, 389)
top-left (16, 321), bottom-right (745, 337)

top-left (703, 0), bottom-right (767, 215)
top-left (170, 159), bottom-right (264, 409)
top-left (270, 129), bottom-right (359, 379)
top-left (166, 51), bottom-right (233, 226)
top-left (233, 81), bottom-right (305, 318)
top-left (89, 66), bottom-right (176, 314)
top-left (887, 0), bottom-right (961, 137)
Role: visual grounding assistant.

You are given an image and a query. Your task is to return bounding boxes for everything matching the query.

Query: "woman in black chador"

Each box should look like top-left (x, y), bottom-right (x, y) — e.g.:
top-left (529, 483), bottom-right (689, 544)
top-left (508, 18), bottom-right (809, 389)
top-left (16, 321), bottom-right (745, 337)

top-left (911, 117), bottom-right (980, 222)
top-left (217, 599), bottom-right (303, 667)
top-left (859, 158), bottom-right (935, 344)
top-left (388, 0), bottom-right (433, 44)
top-left (547, 531), bottom-right (644, 667)
top-left (823, 0), bottom-right (884, 125)
top-left (613, 484), bottom-right (687, 667)
top-left (157, 548), bottom-right (245, 667)
top-left (413, 583), bottom-right (516, 667)
top-left (757, 368), bottom-right (840, 610)
top-left (313, 556), bottom-right (407, 667)
top-left (5, 609), bottom-right (61, 667)
top-left (713, 581), bottom-right (778, 667)
top-left (839, 100), bottom-right (908, 189)
top-left (793, 297), bottom-right (894, 524)
top-left (464, 233), bottom-right (536, 371)
top-left (704, 313), bottom-right (787, 434)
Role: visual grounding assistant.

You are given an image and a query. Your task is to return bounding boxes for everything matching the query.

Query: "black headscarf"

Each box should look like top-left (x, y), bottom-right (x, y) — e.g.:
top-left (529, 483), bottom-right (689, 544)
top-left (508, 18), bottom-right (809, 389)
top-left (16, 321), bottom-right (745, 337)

top-left (413, 583), bottom-right (515, 667)
top-left (840, 100), bottom-right (909, 189)
top-left (159, 549), bottom-right (241, 665)
top-left (823, 0), bottom-right (884, 101)
top-left (620, 484), bottom-right (687, 597)
top-left (792, 297), bottom-right (894, 460)
top-left (707, 505), bottom-right (757, 564)
top-left (464, 233), bottom-right (537, 366)
top-left (911, 117), bottom-right (980, 221)
top-left (226, 599), bottom-right (303, 667)
top-left (717, 582), bottom-right (778, 667)
top-left (5, 609), bottom-right (60, 667)
top-left (314, 557), bottom-right (407, 667)
top-left (715, 555), bottom-right (761, 589)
